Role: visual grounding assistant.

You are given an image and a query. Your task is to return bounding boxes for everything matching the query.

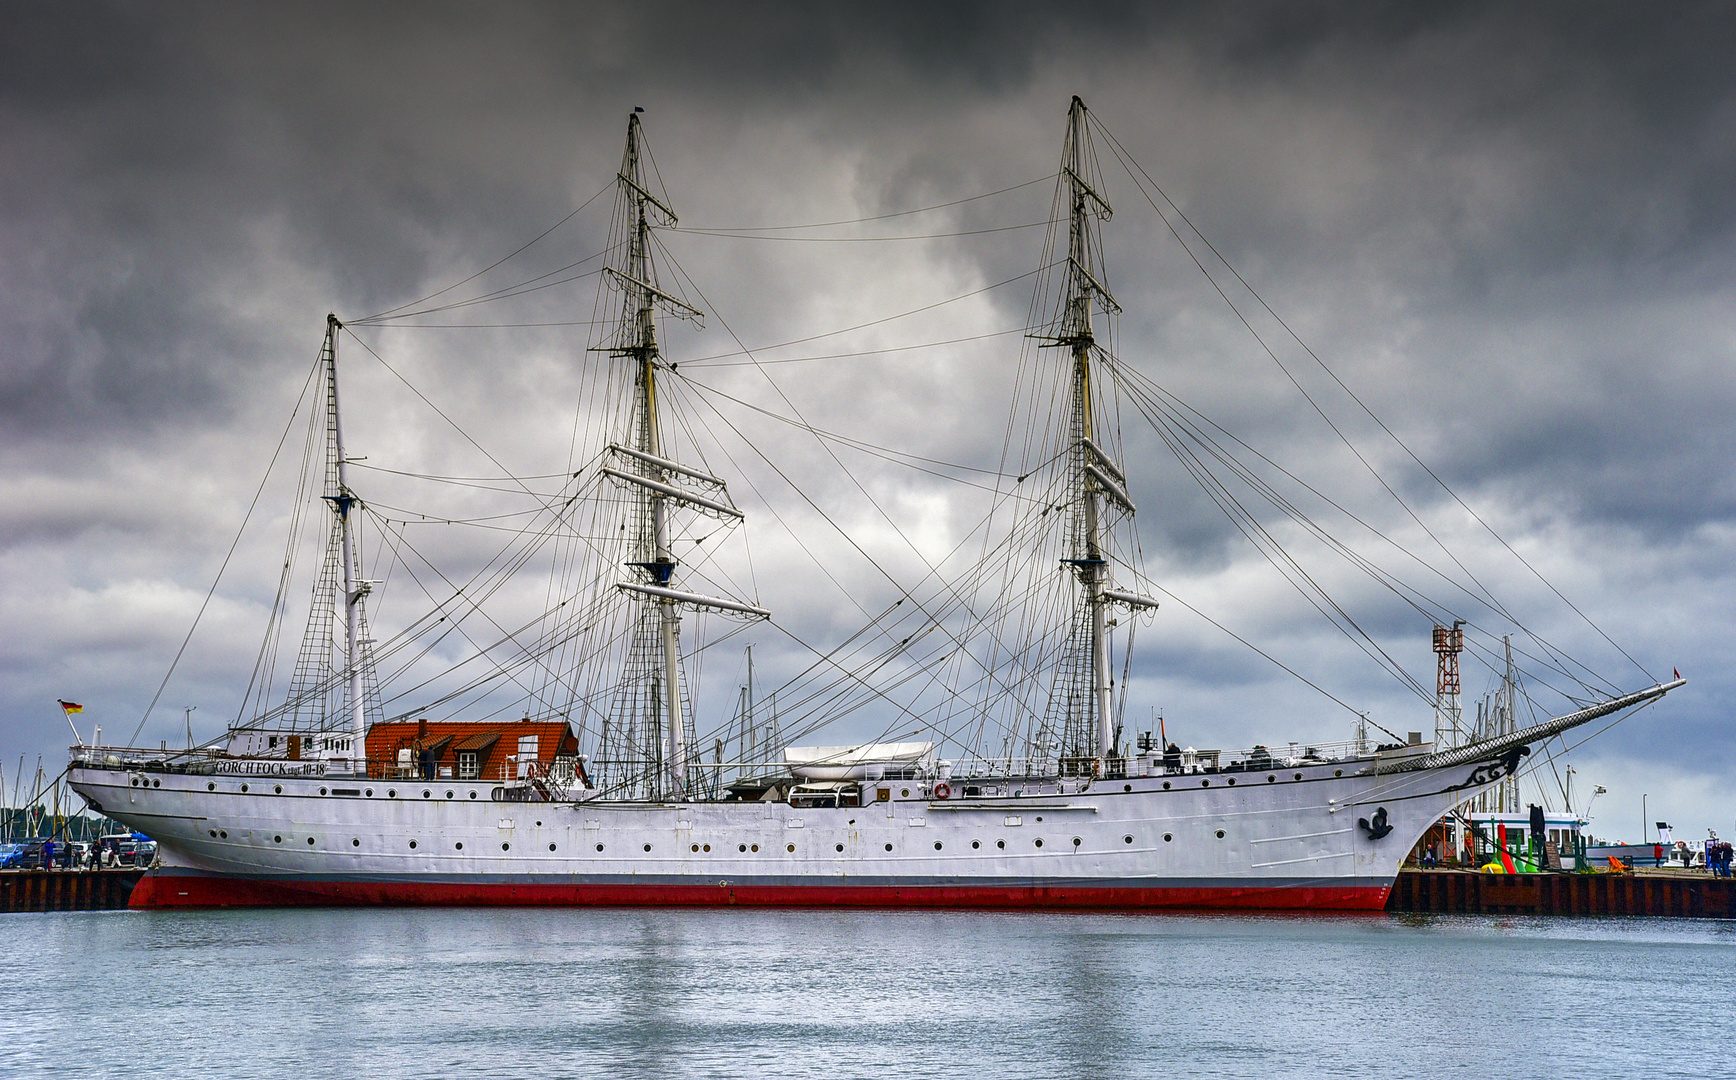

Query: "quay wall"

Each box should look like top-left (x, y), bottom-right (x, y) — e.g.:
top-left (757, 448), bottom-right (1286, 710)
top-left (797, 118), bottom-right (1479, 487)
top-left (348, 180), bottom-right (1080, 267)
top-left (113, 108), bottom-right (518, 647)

top-left (1387, 868), bottom-right (1736, 918)
top-left (0, 869), bottom-right (145, 913)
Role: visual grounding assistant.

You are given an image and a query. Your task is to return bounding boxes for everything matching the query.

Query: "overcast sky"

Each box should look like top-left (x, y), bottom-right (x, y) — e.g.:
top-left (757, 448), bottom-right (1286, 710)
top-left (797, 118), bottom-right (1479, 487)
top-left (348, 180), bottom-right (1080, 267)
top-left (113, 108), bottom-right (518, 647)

top-left (3, 2), bottom-right (1732, 841)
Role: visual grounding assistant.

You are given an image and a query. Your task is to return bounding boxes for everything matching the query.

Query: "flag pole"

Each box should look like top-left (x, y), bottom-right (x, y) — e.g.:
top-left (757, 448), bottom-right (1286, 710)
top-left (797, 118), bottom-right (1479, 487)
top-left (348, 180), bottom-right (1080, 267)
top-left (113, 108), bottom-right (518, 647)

top-left (58, 700), bottom-right (85, 746)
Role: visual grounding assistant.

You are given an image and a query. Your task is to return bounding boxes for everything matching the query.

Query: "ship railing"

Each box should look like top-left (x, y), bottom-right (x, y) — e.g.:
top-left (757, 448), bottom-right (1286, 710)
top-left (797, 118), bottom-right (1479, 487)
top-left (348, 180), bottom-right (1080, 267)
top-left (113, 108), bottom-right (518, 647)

top-left (948, 738), bottom-right (1380, 781)
top-left (1160, 738), bottom-right (1381, 773)
top-left (68, 744), bottom-right (336, 776)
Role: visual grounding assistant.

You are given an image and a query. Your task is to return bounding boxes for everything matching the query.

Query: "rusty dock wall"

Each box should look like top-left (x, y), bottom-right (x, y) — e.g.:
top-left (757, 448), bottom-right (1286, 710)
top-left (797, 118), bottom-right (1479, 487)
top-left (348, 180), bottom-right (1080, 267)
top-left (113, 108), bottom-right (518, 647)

top-left (0, 869), bottom-right (144, 913)
top-left (1388, 868), bottom-right (1736, 918)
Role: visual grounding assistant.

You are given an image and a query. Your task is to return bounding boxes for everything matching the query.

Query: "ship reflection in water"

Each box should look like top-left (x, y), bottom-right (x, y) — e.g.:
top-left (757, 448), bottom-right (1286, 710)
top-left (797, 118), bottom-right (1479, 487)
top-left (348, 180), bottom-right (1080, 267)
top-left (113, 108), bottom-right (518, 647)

top-left (4, 907), bottom-right (1728, 1078)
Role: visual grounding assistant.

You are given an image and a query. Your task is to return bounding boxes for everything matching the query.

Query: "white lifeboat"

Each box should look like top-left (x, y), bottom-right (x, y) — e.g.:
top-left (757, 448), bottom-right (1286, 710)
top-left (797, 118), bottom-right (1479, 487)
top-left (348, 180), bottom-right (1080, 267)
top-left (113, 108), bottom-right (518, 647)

top-left (782, 741), bottom-right (934, 781)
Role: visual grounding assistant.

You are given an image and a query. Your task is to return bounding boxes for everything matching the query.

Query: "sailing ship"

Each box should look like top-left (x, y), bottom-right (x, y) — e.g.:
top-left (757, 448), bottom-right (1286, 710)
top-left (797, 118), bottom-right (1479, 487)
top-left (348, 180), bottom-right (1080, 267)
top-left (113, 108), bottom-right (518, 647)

top-left (67, 100), bottom-right (1681, 910)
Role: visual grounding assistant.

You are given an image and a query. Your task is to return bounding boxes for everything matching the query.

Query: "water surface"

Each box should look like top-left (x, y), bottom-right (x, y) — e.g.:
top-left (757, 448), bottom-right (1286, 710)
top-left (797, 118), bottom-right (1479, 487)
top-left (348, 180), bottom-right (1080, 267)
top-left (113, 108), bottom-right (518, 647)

top-left (4, 907), bottom-right (1731, 1079)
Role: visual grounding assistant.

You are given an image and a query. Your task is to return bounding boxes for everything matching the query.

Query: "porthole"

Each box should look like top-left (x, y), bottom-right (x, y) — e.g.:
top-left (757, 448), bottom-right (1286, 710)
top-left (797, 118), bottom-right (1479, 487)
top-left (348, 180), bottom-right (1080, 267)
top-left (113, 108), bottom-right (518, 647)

top-left (153, 779), bottom-right (160, 787)
top-left (1036, 816), bottom-right (1044, 822)
top-left (549, 843), bottom-right (557, 852)
top-left (320, 786), bottom-right (328, 795)
top-left (901, 788), bottom-right (910, 798)
top-left (274, 785), bottom-right (282, 794)
top-left (455, 842), bottom-right (463, 850)
top-left (934, 841), bottom-right (943, 850)
top-left (692, 844), bottom-right (700, 853)
top-left (1229, 778), bottom-right (1237, 786)
top-left (885, 843), bottom-right (894, 851)
top-left (644, 844), bottom-right (652, 852)
top-left (351, 839), bottom-right (359, 847)
top-left (702, 844), bottom-right (710, 852)
top-left (835, 843), bottom-right (844, 853)
top-left (366, 789), bottom-right (374, 797)
top-left (786, 844), bottom-right (795, 853)
top-left (1267, 775), bottom-right (1276, 783)
top-left (446, 790), bottom-right (454, 799)
top-left (1294, 773), bottom-right (1302, 781)
top-left (971, 840), bottom-right (981, 849)
top-left (208, 830), bottom-right (217, 838)
top-left (597, 843), bottom-right (605, 852)
top-left (1124, 835), bottom-right (1134, 844)
top-left (1335, 770), bottom-right (1343, 777)
top-left (1162, 781), bottom-right (1171, 790)
top-left (1034, 838), bottom-right (1044, 848)
top-left (739, 844), bottom-right (747, 852)
top-left (208, 782), bottom-right (216, 791)
top-left (501, 842), bottom-right (510, 851)
top-left (1201, 780), bottom-right (1209, 788)
top-left (751, 844), bottom-right (759, 852)
top-left (241, 783), bottom-right (249, 793)
top-left (535, 821), bottom-right (542, 827)
top-left (1072, 837), bottom-right (1082, 847)
top-left (422, 789), bottom-right (430, 799)
top-left (1216, 829), bottom-right (1226, 839)
top-left (387, 789), bottom-right (397, 798)
top-left (1124, 784), bottom-right (1132, 792)
top-left (1163, 833), bottom-right (1173, 843)
top-left (307, 837), bottom-right (315, 846)
top-left (468, 791), bottom-right (477, 799)
top-left (996, 840), bottom-right (1005, 849)
top-left (130, 779), bottom-right (137, 787)
top-left (219, 830), bottom-right (228, 839)
top-left (274, 835), bottom-right (282, 844)
top-left (409, 840), bottom-right (418, 849)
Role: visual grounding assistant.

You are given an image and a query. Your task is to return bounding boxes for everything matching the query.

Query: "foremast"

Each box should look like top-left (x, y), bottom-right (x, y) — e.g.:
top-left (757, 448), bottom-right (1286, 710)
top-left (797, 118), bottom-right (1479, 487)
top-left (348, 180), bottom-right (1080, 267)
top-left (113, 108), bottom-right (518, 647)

top-left (601, 111), bottom-right (768, 800)
top-left (1048, 97), bottom-right (1157, 774)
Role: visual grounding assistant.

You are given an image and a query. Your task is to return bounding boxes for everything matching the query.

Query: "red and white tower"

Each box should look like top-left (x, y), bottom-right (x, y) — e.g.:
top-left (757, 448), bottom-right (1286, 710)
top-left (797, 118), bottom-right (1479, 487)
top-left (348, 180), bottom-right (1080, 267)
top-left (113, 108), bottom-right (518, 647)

top-left (1433, 620), bottom-right (1465, 748)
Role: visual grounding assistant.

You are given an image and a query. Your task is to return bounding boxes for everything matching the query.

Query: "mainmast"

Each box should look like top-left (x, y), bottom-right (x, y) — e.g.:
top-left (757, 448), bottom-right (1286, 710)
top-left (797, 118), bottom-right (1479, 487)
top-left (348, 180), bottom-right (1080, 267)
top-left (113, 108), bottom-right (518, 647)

top-left (600, 110), bottom-right (767, 799)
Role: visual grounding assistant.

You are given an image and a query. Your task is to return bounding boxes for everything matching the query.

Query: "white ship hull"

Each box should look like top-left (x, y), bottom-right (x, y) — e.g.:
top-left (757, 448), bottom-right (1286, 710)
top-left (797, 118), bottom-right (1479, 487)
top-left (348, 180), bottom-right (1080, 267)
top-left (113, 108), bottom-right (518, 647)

top-left (69, 746), bottom-right (1516, 911)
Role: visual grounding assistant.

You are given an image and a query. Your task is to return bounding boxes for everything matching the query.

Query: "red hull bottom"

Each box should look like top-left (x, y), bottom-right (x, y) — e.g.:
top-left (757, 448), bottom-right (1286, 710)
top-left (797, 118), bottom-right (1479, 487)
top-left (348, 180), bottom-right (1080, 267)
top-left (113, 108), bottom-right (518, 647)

top-left (131, 872), bottom-right (1390, 912)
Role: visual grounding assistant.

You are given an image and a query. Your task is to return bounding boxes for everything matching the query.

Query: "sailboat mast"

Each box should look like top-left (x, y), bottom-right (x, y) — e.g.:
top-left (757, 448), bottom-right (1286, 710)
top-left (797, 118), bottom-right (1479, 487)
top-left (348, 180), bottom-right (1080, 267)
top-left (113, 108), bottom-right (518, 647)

top-left (600, 110), bottom-right (764, 801)
top-left (1059, 97), bottom-right (1115, 765)
top-left (324, 314), bottom-right (368, 761)
top-left (620, 112), bottom-right (686, 796)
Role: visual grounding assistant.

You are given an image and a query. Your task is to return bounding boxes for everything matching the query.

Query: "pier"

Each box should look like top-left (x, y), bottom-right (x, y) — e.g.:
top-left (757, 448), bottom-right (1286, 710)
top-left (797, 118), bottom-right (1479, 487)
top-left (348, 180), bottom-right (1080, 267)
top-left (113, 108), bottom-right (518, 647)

top-left (0, 869), bottom-right (145, 913)
top-left (1387, 867), bottom-right (1736, 918)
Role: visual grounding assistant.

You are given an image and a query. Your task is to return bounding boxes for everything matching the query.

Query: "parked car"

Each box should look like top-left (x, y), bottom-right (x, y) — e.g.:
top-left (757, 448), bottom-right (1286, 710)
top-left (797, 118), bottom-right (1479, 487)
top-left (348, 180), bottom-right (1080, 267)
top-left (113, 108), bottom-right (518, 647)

top-left (0, 843), bottom-right (24, 868)
top-left (98, 834), bottom-right (141, 867)
top-left (17, 838), bottom-right (52, 869)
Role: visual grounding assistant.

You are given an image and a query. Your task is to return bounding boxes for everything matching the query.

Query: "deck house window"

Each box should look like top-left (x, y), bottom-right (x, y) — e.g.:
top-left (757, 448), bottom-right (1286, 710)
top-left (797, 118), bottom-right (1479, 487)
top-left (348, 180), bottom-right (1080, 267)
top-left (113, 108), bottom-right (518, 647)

top-left (457, 751), bottom-right (480, 780)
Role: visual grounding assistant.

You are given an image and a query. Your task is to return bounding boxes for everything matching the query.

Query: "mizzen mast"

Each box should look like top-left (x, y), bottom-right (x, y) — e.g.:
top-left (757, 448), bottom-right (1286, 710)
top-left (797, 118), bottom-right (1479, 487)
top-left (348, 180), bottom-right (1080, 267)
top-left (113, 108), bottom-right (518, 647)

top-left (326, 315), bottom-right (370, 760)
top-left (280, 314), bottom-right (375, 765)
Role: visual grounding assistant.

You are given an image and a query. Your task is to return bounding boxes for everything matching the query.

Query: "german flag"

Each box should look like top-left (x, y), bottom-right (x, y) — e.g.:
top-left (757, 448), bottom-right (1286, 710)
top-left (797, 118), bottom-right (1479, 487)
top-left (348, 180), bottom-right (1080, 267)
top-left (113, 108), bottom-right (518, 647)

top-left (58, 699), bottom-right (83, 714)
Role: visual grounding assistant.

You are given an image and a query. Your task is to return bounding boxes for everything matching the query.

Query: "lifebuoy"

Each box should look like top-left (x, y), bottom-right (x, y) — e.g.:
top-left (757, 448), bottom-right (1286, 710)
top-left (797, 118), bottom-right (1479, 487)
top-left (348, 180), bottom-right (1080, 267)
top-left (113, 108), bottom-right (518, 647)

top-left (933, 782), bottom-right (951, 800)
